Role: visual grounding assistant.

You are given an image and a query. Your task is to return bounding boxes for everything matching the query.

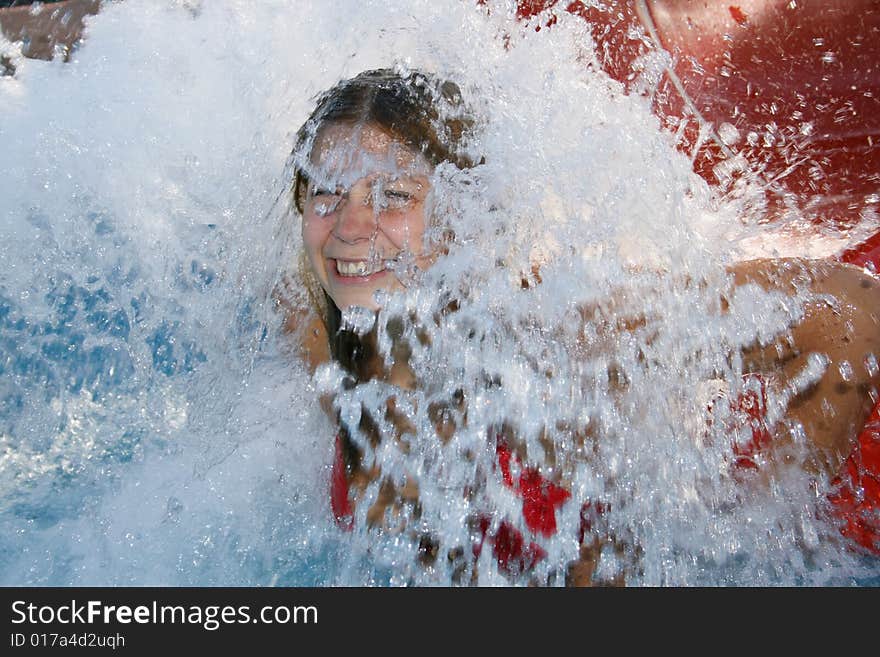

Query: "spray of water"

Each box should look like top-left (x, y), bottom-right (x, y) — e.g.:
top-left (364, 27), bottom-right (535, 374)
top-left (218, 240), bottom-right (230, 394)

top-left (0, 0), bottom-right (874, 585)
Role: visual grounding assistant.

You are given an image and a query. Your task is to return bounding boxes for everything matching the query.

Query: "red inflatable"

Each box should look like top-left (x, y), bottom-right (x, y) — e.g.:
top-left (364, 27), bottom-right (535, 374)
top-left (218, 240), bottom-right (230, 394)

top-left (515, 0), bottom-right (880, 269)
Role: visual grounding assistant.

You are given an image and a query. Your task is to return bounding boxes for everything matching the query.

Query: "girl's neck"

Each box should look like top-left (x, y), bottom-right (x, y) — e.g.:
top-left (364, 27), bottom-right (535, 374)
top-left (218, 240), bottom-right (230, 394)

top-left (329, 299), bottom-right (418, 390)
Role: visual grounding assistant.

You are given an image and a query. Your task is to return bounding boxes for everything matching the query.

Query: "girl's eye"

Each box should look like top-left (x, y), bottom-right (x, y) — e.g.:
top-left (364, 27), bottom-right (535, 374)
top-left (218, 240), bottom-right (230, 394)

top-left (314, 200), bottom-right (340, 216)
top-left (310, 187), bottom-right (343, 216)
top-left (382, 189), bottom-right (414, 209)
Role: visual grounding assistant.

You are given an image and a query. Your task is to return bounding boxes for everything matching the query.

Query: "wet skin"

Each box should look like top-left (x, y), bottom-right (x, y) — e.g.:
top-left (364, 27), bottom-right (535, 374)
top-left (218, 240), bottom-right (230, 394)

top-left (730, 258), bottom-right (880, 474)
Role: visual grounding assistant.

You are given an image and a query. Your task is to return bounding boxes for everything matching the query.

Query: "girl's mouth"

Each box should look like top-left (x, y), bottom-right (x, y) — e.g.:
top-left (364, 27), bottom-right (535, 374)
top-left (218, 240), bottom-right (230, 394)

top-left (330, 258), bottom-right (392, 283)
top-left (336, 259), bottom-right (384, 276)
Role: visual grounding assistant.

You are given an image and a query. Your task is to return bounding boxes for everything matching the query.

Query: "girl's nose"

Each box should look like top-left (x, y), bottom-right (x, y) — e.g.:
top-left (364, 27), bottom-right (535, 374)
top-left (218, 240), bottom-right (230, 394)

top-left (332, 183), bottom-right (376, 243)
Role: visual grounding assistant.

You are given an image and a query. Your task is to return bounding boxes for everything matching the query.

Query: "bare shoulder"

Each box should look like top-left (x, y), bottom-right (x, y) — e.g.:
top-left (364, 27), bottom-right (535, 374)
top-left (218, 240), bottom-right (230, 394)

top-left (729, 257), bottom-right (879, 296)
top-left (0, 0), bottom-right (100, 62)
top-left (730, 258), bottom-right (880, 468)
top-left (280, 307), bottom-right (326, 365)
top-left (274, 275), bottom-right (330, 372)
top-left (729, 257), bottom-right (880, 351)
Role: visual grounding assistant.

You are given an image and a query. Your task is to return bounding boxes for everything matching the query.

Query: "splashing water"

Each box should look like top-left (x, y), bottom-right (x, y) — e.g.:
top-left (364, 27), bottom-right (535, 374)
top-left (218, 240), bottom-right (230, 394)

top-left (0, 0), bottom-right (876, 586)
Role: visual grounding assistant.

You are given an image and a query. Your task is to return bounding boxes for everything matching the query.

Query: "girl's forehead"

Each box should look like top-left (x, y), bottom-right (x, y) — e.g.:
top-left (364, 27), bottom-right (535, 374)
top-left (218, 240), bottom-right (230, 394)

top-left (308, 122), bottom-right (430, 185)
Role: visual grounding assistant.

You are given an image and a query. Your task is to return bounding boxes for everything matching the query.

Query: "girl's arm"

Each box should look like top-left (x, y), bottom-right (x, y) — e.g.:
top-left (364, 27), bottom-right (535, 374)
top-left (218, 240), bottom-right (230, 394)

top-left (729, 258), bottom-right (880, 473)
top-left (0, 0), bottom-right (100, 62)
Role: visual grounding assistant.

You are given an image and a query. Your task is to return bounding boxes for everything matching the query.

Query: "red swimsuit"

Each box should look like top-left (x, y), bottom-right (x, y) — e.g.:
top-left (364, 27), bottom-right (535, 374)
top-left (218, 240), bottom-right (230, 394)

top-left (828, 402), bottom-right (880, 553)
top-left (728, 374), bottom-right (880, 555)
top-left (330, 432), bottom-right (575, 575)
top-left (330, 381), bottom-right (880, 568)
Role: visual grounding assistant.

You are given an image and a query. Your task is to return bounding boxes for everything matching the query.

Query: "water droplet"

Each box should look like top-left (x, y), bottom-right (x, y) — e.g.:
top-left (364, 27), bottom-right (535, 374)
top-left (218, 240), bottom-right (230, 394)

top-left (865, 353), bottom-right (878, 378)
top-left (717, 122), bottom-right (740, 146)
top-left (341, 305), bottom-right (376, 335)
top-left (165, 496), bottom-right (183, 523)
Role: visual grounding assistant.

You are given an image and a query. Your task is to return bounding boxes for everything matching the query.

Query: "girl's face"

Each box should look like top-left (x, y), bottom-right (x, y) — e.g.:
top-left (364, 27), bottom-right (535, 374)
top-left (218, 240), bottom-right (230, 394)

top-left (301, 122), bottom-right (434, 311)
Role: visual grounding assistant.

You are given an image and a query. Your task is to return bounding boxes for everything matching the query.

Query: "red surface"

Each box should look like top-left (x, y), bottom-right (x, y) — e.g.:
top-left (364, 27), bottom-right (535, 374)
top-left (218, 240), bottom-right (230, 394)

top-left (828, 403), bottom-right (880, 554)
top-left (330, 435), bottom-right (354, 529)
top-left (514, 0), bottom-right (880, 268)
top-left (841, 229), bottom-right (880, 272)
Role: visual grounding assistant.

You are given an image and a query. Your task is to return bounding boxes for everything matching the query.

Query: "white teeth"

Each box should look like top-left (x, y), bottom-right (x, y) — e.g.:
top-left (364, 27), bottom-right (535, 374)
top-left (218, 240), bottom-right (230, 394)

top-left (336, 260), bottom-right (385, 276)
